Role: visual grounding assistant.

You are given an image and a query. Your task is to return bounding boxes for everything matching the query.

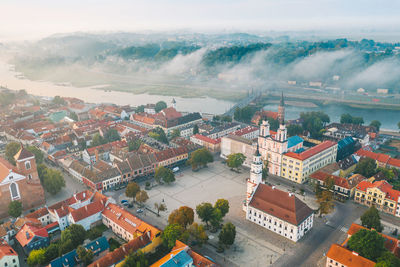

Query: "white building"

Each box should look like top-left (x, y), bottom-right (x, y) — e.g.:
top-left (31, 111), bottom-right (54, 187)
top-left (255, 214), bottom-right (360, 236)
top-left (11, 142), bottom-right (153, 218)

top-left (221, 135), bottom-right (255, 168)
top-left (245, 148), bottom-right (314, 242)
top-left (396, 196), bottom-right (400, 218)
top-left (0, 239), bottom-right (19, 267)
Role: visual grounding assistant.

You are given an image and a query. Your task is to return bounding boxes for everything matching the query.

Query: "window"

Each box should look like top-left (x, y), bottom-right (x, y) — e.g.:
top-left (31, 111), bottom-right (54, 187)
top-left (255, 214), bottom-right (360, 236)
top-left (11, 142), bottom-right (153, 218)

top-left (28, 174), bottom-right (32, 180)
top-left (25, 161), bottom-right (31, 170)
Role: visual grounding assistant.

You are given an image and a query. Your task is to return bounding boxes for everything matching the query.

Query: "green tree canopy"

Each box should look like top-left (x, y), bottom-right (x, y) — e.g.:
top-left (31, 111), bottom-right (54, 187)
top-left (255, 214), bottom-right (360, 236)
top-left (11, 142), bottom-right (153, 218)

top-left (196, 202), bottom-right (214, 226)
top-left (104, 128), bottom-right (121, 142)
top-left (128, 139), bottom-right (142, 151)
top-left (76, 246), bottom-right (94, 265)
top-left (27, 146), bottom-right (44, 164)
top-left (126, 182), bottom-right (140, 199)
top-left (361, 206), bottom-right (384, 232)
top-left (123, 251), bottom-right (148, 267)
top-left (27, 248), bottom-right (46, 267)
top-left (347, 229), bottom-right (385, 261)
top-left (214, 199), bottom-right (230, 217)
top-left (154, 202), bottom-right (167, 216)
top-left (188, 223), bottom-right (208, 246)
top-left (42, 168), bottom-right (65, 195)
top-left (369, 120), bottom-right (382, 131)
top-left (135, 190), bottom-right (149, 205)
top-left (188, 148), bottom-right (214, 171)
top-left (162, 223), bottom-right (185, 248)
top-left (155, 166), bottom-right (175, 184)
top-left (91, 133), bottom-right (107, 147)
top-left (168, 206), bottom-right (194, 229)
top-left (52, 96), bottom-right (66, 105)
top-left (5, 142), bottom-right (21, 165)
top-left (8, 200), bottom-right (22, 218)
top-left (155, 101), bottom-right (168, 113)
top-left (355, 157), bottom-right (377, 178)
top-left (376, 251), bottom-right (400, 267)
top-left (61, 224), bottom-right (86, 249)
top-left (226, 153), bottom-right (246, 171)
top-left (300, 111), bottom-right (330, 138)
top-left (340, 113), bottom-right (364, 125)
top-left (149, 127), bottom-right (169, 144)
top-left (287, 124), bottom-right (303, 136)
top-left (218, 222), bottom-right (236, 247)
top-left (171, 129), bottom-right (181, 138)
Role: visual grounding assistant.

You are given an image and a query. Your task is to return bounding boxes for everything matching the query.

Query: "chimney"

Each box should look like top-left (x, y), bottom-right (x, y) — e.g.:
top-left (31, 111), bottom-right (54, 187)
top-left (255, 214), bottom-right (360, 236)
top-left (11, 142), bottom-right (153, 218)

top-left (289, 193), bottom-right (292, 197)
top-left (352, 251), bottom-right (359, 256)
top-left (272, 186), bottom-right (275, 190)
top-left (147, 231), bottom-right (151, 239)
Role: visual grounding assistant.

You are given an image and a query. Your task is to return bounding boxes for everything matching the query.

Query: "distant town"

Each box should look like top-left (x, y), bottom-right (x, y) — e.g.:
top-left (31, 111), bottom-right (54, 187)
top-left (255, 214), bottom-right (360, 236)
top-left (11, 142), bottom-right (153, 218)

top-left (0, 87), bottom-right (399, 267)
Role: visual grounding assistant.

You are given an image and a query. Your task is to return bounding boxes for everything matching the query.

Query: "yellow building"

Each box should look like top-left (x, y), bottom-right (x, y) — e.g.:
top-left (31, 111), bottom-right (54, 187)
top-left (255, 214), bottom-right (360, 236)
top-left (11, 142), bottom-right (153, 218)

top-left (281, 141), bottom-right (337, 184)
top-left (354, 180), bottom-right (400, 216)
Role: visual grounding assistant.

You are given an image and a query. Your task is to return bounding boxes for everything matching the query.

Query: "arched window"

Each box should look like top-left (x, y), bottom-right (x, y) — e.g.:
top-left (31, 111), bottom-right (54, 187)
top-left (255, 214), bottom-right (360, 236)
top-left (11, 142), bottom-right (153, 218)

top-left (9, 183), bottom-right (20, 200)
top-left (25, 161), bottom-right (31, 170)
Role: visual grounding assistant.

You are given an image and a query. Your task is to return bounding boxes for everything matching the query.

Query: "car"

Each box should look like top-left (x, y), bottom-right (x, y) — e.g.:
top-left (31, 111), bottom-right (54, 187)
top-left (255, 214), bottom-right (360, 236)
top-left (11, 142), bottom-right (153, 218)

top-left (122, 202), bottom-right (129, 206)
top-left (121, 199), bottom-right (128, 204)
top-left (127, 204), bottom-right (133, 208)
top-left (136, 209), bottom-right (143, 213)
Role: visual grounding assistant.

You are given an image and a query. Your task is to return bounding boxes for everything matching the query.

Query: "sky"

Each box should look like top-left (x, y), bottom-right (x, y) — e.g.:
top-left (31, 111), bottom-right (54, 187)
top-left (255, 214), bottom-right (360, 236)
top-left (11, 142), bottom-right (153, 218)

top-left (1, 0), bottom-right (400, 41)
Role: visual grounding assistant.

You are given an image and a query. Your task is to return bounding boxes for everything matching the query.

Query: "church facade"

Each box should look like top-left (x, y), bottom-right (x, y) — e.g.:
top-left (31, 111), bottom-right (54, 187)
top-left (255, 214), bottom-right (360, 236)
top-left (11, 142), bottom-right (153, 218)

top-left (0, 147), bottom-right (45, 218)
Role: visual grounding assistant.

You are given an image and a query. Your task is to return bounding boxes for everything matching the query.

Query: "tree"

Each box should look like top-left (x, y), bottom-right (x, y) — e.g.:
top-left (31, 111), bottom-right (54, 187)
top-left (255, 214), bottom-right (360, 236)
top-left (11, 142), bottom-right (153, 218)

top-left (188, 223), bottom-right (208, 246)
top-left (126, 182), bottom-right (140, 199)
top-left (188, 148), bottom-right (214, 171)
top-left (287, 124), bottom-right (303, 136)
top-left (104, 129), bottom-right (120, 142)
top-left (376, 251), bottom-right (400, 267)
top-left (355, 157), bottom-right (377, 178)
top-left (42, 168), bottom-right (65, 195)
top-left (135, 190), bottom-right (149, 206)
top-left (347, 229), bottom-right (385, 261)
top-left (324, 176), bottom-right (335, 191)
top-left (61, 224), bottom-right (86, 248)
top-left (193, 124), bottom-right (199, 134)
top-left (8, 201), bottom-right (22, 218)
top-left (76, 246), bottom-right (94, 265)
top-left (300, 112), bottom-right (329, 138)
top-left (69, 112), bottom-right (79, 121)
top-left (123, 251), bottom-right (148, 267)
top-left (37, 163), bottom-right (47, 182)
top-left (370, 120), bottom-right (381, 131)
top-left (44, 243), bottom-right (60, 263)
top-left (52, 95), bottom-right (66, 105)
top-left (361, 206), bottom-right (383, 232)
top-left (226, 153), bottom-right (246, 171)
top-left (162, 223), bottom-right (185, 248)
top-left (214, 199), bottom-right (229, 217)
top-left (128, 139), bottom-right (142, 151)
top-left (154, 202), bottom-right (167, 216)
top-left (196, 202), bottom-right (214, 227)
top-left (210, 208), bottom-right (223, 230)
top-left (5, 142), bottom-right (20, 165)
top-left (27, 249), bottom-right (46, 267)
top-left (91, 133), bottom-right (106, 147)
top-left (340, 113), bottom-right (353, 124)
top-left (136, 105), bottom-right (145, 113)
top-left (27, 146), bottom-right (44, 164)
top-left (168, 206), bottom-right (194, 229)
top-left (149, 127), bottom-right (169, 144)
top-left (154, 166), bottom-right (175, 184)
top-left (218, 222), bottom-right (236, 247)
top-left (316, 191), bottom-right (334, 217)
top-left (155, 101), bottom-right (167, 113)
top-left (171, 129), bottom-right (181, 138)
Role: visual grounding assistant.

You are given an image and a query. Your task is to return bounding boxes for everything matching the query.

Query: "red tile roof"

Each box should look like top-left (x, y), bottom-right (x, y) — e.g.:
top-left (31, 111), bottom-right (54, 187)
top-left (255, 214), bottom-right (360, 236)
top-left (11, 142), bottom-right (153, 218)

top-left (309, 171), bottom-right (351, 189)
top-left (0, 239), bottom-right (18, 259)
top-left (355, 149), bottom-right (391, 165)
top-left (232, 126), bottom-right (258, 137)
top-left (15, 224), bottom-right (48, 247)
top-left (285, 141), bottom-right (336, 161)
top-left (192, 134), bottom-right (220, 145)
top-left (69, 201), bottom-right (105, 222)
top-left (326, 244), bottom-right (375, 267)
top-left (249, 184), bottom-right (314, 225)
top-left (355, 180), bottom-right (400, 202)
top-left (26, 207), bottom-right (49, 219)
top-left (159, 107), bottom-right (182, 120)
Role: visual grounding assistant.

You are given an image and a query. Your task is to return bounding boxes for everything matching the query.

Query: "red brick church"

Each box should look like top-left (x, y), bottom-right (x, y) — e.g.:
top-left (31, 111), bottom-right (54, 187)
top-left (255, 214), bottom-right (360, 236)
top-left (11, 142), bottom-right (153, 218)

top-left (0, 147), bottom-right (45, 218)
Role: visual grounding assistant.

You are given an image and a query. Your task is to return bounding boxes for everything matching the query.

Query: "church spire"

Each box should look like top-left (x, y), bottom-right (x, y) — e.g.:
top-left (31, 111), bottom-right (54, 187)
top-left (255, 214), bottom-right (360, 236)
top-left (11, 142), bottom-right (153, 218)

top-left (278, 92), bottom-right (285, 125)
top-left (280, 91), bottom-right (285, 107)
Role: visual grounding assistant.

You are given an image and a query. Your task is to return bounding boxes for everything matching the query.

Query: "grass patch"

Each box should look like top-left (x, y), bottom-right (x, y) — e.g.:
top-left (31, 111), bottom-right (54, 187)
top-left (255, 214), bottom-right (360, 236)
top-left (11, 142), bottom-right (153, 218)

top-left (108, 238), bottom-right (121, 251)
top-left (86, 224), bottom-right (108, 240)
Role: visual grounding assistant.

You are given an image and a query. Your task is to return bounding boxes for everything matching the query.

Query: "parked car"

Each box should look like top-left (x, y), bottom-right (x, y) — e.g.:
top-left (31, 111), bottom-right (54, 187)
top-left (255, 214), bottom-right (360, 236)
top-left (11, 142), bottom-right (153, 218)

top-left (128, 204), bottom-right (133, 208)
top-left (121, 199), bottom-right (128, 204)
top-left (136, 209), bottom-right (143, 213)
top-left (122, 202), bottom-right (129, 206)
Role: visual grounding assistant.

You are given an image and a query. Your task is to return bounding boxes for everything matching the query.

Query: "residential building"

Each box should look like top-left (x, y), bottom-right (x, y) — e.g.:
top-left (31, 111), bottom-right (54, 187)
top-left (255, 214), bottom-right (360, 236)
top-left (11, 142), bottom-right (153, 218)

top-left (102, 203), bottom-right (161, 242)
top-left (204, 122), bottom-right (240, 139)
top-left (0, 239), bottom-right (19, 267)
top-left (190, 134), bottom-right (221, 152)
top-left (326, 244), bottom-right (375, 267)
top-left (281, 141), bottom-right (338, 184)
top-left (0, 147), bottom-right (45, 218)
top-left (355, 149), bottom-right (400, 170)
top-left (232, 125), bottom-right (259, 140)
top-left (15, 223), bottom-right (49, 254)
top-left (67, 200), bottom-right (105, 230)
top-left (25, 207), bottom-right (51, 226)
top-left (354, 180), bottom-right (400, 216)
top-left (50, 236), bottom-right (109, 267)
top-left (245, 148), bottom-right (314, 242)
top-left (144, 104), bottom-right (156, 114)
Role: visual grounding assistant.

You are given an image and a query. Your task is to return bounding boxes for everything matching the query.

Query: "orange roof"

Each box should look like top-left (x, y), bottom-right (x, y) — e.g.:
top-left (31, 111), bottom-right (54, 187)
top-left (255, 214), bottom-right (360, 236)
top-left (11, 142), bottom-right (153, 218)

top-left (102, 203), bottom-right (160, 239)
top-left (26, 207), bottom-right (49, 219)
top-left (326, 244), bottom-right (375, 267)
top-left (285, 141), bottom-right (336, 161)
top-left (388, 158), bottom-right (400, 168)
top-left (0, 157), bottom-right (19, 183)
top-left (192, 134), bottom-right (220, 145)
top-left (0, 239), bottom-right (18, 259)
top-left (159, 107), bottom-right (182, 120)
top-left (151, 240), bottom-right (188, 267)
top-left (309, 171), bottom-right (351, 189)
top-left (355, 149), bottom-right (391, 164)
top-left (15, 224), bottom-right (48, 247)
top-left (355, 180), bottom-right (400, 201)
top-left (133, 113), bottom-right (156, 125)
top-left (69, 201), bottom-right (104, 222)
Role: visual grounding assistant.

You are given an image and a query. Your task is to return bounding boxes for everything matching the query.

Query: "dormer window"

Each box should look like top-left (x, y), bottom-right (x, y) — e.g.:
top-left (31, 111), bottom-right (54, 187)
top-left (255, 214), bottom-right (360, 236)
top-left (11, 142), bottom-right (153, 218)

top-left (25, 161), bottom-right (31, 170)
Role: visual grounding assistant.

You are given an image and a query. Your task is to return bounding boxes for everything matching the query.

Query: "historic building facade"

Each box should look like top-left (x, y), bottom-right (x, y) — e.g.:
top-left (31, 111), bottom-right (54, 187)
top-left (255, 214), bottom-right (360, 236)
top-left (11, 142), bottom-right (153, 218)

top-left (0, 147), bottom-right (45, 218)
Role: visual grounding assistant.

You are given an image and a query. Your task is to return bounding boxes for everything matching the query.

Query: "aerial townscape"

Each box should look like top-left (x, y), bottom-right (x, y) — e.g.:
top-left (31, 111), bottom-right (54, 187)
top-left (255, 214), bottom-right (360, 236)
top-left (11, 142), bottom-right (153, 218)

top-left (1, 1), bottom-right (400, 267)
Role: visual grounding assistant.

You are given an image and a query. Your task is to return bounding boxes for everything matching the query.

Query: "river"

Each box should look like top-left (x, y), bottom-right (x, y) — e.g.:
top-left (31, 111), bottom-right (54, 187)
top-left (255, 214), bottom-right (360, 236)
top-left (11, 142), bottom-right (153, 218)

top-left (263, 103), bottom-right (400, 131)
top-left (0, 61), bottom-right (234, 115)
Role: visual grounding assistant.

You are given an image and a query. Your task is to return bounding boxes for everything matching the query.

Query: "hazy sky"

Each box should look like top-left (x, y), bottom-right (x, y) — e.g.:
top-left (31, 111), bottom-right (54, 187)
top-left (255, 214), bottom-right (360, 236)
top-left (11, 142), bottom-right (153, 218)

top-left (1, 0), bottom-right (400, 41)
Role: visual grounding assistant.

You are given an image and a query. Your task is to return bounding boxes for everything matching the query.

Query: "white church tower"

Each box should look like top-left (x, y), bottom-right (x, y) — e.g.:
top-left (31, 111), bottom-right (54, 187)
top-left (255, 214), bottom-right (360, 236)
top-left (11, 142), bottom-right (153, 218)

top-left (245, 145), bottom-right (263, 209)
